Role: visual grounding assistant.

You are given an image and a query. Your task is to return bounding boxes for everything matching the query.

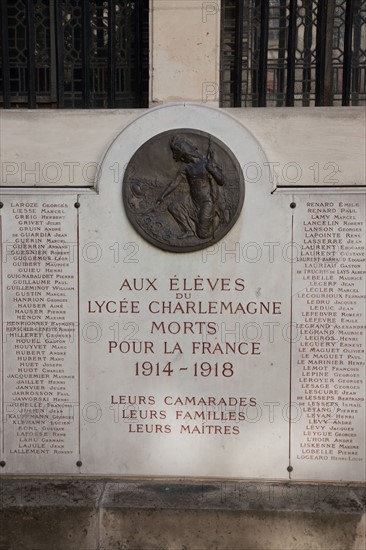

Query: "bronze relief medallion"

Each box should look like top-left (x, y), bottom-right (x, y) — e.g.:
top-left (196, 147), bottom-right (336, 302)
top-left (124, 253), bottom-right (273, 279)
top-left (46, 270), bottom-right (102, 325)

top-left (123, 129), bottom-right (245, 252)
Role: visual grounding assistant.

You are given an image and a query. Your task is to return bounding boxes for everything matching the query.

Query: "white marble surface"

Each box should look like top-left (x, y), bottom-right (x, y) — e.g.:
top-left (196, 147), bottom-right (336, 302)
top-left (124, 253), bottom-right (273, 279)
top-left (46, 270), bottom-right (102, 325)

top-left (78, 105), bottom-right (292, 478)
top-left (1, 105), bottom-right (364, 480)
top-left (0, 195), bottom-right (79, 473)
top-left (290, 192), bottom-right (365, 481)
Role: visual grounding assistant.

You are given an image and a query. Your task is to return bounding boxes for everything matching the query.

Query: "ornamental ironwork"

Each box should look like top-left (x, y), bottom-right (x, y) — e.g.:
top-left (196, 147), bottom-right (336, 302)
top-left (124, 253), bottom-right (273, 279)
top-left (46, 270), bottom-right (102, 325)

top-left (0, 0), bottom-right (148, 108)
top-left (221, 0), bottom-right (366, 107)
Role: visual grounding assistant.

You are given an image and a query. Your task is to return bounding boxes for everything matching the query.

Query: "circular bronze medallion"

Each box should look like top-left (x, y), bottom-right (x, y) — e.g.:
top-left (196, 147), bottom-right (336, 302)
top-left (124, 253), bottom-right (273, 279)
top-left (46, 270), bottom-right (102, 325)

top-left (123, 129), bottom-right (245, 252)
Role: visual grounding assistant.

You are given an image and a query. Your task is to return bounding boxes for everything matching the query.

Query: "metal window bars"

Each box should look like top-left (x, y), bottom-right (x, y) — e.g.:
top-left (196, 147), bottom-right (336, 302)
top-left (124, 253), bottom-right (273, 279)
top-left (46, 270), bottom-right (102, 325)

top-left (0, 0), bottom-right (149, 108)
top-left (220, 0), bottom-right (366, 107)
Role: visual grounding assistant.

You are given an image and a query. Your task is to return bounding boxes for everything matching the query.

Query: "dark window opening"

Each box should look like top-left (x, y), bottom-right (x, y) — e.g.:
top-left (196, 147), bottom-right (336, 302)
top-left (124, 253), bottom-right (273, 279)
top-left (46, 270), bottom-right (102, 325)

top-left (0, 0), bottom-right (149, 108)
top-left (221, 0), bottom-right (366, 107)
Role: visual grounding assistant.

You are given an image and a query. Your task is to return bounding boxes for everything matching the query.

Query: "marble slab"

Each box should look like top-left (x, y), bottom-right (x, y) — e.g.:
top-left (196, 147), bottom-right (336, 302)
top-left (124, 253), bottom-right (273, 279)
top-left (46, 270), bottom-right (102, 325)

top-left (0, 105), bottom-right (364, 480)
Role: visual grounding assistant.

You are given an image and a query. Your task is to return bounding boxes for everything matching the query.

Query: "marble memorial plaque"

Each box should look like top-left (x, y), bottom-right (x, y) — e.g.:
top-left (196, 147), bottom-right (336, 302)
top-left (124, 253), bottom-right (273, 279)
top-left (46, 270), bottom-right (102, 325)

top-left (0, 106), bottom-right (364, 481)
top-left (77, 106), bottom-right (292, 478)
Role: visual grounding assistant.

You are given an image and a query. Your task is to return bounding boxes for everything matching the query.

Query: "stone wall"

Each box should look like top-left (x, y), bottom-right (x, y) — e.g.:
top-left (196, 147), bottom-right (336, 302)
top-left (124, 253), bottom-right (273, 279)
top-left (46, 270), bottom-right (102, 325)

top-left (0, 0), bottom-right (365, 548)
top-left (1, 107), bottom-right (364, 188)
top-left (1, 479), bottom-right (365, 550)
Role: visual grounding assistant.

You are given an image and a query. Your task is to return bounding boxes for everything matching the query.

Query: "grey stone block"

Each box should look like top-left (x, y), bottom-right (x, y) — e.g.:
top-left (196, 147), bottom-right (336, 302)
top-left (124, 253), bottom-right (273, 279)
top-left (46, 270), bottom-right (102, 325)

top-left (0, 479), bottom-right (364, 550)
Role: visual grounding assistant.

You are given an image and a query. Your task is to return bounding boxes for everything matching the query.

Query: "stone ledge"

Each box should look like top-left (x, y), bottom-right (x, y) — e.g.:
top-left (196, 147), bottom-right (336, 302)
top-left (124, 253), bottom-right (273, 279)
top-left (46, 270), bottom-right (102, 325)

top-left (1, 479), bottom-right (365, 513)
top-left (0, 480), bottom-right (365, 550)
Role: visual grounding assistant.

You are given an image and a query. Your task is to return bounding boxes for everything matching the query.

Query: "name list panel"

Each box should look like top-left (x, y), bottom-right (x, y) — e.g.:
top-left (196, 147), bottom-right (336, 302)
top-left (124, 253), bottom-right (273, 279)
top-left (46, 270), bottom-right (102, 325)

top-left (291, 193), bottom-right (365, 481)
top-left (0, 195), bottom-right (79, 474)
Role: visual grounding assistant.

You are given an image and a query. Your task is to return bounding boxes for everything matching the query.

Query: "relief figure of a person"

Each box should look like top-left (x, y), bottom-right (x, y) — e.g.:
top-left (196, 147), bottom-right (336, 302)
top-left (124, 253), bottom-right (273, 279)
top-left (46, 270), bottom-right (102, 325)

top-left (157, 136), bottom-right (226, 239)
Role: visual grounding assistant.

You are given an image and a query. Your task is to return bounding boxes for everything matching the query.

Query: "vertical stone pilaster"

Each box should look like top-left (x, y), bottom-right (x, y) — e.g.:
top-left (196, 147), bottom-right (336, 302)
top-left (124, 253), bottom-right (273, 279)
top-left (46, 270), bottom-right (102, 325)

top-left (150, 0), bottom-right (221, 105)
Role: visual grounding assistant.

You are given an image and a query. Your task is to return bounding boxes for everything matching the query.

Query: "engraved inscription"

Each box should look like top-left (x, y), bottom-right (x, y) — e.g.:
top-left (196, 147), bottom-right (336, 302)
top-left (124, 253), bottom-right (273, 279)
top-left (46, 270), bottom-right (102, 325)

top-left (1, 197), bottom-right (79, 466)
top-left (292, 196), bottom-right (365, 480)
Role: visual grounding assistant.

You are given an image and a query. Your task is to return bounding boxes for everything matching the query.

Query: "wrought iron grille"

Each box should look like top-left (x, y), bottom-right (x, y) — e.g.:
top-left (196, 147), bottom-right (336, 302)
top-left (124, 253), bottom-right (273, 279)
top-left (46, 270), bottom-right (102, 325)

top-left (0, 0), bottom-right (149, 108)
top-left (221, 0), bottom-right (366, 107)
